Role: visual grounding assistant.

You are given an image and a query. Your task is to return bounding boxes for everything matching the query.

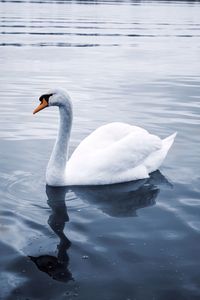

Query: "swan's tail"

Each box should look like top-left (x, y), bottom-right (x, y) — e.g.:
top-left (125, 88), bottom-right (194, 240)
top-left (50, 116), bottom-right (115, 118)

top-left (162, 132), bottom-right (177, 155)
top-left (144, 132), bottom-right (177, 174)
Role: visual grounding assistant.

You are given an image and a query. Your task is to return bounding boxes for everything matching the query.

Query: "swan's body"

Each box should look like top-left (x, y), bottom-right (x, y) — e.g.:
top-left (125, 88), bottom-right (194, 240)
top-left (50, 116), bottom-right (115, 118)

top-left (33, 89), bottom-right (176, 187)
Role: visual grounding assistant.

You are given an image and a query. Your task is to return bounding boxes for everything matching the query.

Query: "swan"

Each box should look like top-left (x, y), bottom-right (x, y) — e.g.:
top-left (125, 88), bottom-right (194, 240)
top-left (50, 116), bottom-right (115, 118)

top-left (33, 88), bottom-right (176, 187)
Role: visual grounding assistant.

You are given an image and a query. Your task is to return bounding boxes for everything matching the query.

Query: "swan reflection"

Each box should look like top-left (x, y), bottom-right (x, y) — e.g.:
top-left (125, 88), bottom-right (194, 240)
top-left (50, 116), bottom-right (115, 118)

top-left (72, 170), bottom-right (172, 218)
top-left (29, 186), bottom-right (73, 282)
top-left (29, 170), bottom-right (171, 281)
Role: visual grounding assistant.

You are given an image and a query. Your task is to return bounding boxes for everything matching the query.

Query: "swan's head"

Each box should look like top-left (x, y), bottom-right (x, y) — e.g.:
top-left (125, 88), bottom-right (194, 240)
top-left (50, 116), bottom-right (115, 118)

top-left (33, 88), bottom-right (72, 114)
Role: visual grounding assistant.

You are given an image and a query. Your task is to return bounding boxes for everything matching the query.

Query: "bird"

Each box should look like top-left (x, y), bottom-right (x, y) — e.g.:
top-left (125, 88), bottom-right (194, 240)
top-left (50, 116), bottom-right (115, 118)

top-left (33, 88), bottom-right (176, 187)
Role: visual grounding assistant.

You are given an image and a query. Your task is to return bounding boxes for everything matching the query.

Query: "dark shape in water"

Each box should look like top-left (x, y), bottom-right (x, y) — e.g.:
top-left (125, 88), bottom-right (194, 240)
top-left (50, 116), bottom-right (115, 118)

top-left (29, 185), bottom-right (73, 283)
top-left (29, 253), bottom-right (72, 282)
top-left (72, 170), bottom-right (172, 218)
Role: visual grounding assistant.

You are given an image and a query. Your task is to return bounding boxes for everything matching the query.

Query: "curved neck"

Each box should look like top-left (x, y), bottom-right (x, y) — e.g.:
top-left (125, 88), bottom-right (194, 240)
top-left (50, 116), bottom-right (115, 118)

top-left (46, 105), bottom-right (72, 185)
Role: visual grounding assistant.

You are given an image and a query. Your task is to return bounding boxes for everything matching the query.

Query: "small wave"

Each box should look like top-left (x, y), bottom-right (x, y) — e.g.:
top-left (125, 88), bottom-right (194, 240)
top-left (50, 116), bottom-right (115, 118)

top-left (0, 170), bottom-right (45, 206)
top-left (0, 42), bottom-right (120, 47)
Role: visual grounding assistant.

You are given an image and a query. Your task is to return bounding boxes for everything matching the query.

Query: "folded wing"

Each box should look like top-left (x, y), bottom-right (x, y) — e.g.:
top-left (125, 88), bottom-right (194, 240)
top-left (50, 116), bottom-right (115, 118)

top-left (66, 123), bottom-right (162, 185)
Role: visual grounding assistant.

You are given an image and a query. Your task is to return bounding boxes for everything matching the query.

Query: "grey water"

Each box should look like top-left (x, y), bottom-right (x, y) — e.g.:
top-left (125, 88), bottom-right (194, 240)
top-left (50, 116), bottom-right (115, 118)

top-left (0, 0), bottom-right (200, 299)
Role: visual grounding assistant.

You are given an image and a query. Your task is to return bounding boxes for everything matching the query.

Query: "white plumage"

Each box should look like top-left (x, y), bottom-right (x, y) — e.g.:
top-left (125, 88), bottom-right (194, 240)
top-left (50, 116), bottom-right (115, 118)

top-left (34, 89), bottom-right (176, 187)
top-left (65, 122), bottom-right (176, 185)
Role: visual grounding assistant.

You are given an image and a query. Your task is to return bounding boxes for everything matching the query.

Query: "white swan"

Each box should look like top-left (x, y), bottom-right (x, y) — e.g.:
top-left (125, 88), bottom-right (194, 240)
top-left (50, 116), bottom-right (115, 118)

top-left (33, 88), bottom-right (176, 187)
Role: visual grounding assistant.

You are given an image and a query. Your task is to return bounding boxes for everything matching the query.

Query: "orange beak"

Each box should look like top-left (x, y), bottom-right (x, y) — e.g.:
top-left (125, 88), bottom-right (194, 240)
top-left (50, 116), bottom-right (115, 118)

top-left (33, 99), bottom-right (48, 114)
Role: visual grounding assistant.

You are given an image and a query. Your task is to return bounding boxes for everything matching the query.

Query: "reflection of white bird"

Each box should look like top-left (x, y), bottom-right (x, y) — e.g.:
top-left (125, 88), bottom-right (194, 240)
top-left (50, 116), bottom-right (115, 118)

top-left (33, 88), bottom-right (176, 187)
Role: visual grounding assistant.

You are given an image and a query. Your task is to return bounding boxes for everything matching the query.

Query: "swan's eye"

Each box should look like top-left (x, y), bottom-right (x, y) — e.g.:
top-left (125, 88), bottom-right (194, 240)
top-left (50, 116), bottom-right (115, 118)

top-left (39, 93), bottom-right (53, 103)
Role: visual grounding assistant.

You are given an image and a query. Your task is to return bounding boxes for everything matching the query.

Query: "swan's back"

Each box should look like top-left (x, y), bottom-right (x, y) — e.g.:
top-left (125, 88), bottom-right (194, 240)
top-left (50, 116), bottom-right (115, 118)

top-left (69, 122), bottom-right (147, 154)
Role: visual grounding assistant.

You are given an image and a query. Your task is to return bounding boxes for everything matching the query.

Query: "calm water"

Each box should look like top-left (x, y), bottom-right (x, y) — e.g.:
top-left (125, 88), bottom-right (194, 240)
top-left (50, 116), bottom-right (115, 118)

top-left (0, 1), bottom-right (200, 299)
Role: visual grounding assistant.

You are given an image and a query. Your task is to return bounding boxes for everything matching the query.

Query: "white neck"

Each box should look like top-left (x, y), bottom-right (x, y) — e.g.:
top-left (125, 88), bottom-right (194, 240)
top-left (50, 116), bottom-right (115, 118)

top-left (46, 104), bottom-right (72, 186)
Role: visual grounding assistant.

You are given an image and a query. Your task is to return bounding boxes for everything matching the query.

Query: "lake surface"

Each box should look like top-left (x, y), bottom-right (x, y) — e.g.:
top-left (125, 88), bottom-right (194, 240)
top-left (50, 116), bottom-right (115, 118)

top-left (0, 0), bottom-right (200, 299)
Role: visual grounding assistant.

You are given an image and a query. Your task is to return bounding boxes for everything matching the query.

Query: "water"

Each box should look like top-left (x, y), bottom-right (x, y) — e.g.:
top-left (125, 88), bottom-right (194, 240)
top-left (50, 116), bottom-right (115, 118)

top-left (0, 0), bottom-right (200, 299)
